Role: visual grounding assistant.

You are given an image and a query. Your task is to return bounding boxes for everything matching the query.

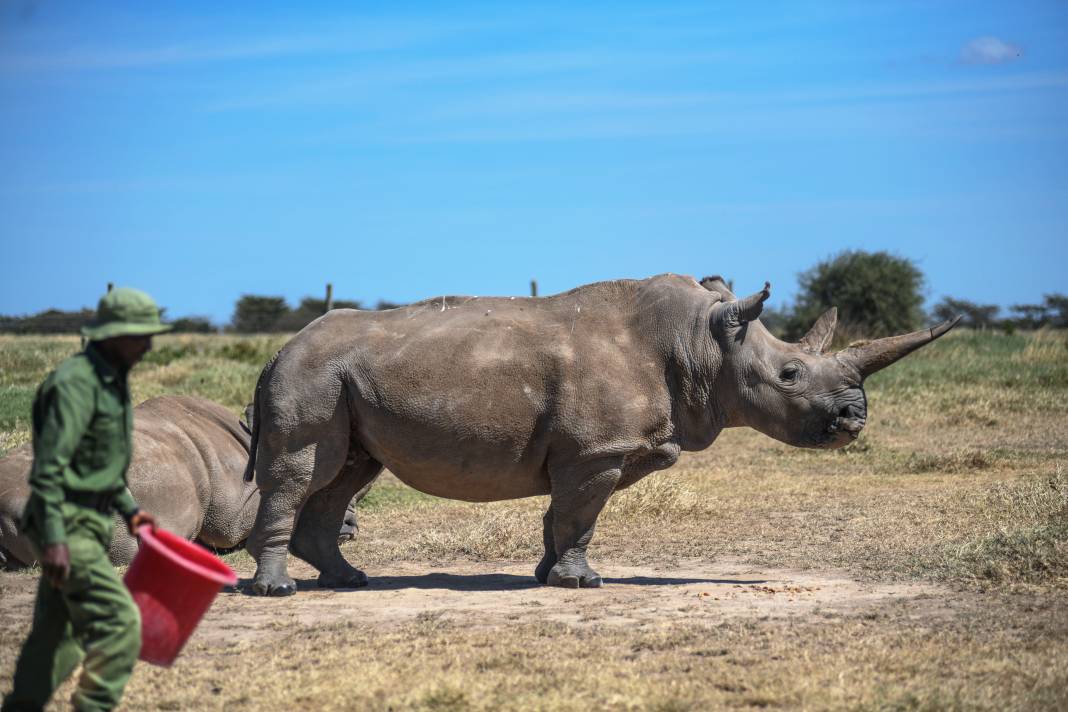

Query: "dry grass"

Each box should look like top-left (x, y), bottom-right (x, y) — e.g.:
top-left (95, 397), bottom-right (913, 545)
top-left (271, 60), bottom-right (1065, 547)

top-left (1, 329), bottom-right (1067, 710)
top-left (84, 599), bottom-right (1068, 711)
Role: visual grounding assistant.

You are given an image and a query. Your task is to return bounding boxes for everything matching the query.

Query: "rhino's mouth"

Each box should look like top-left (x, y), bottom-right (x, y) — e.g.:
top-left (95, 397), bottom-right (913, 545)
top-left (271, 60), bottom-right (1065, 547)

top-left (826, 416), bottom-right (864, 440)
top-left (817, 403), bottom-right (866, 447)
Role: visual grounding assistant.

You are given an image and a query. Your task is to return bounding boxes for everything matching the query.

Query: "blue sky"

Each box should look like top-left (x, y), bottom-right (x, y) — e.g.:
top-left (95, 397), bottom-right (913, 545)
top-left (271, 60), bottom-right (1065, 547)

top-left (1, 1), bottom-right (1065, 324)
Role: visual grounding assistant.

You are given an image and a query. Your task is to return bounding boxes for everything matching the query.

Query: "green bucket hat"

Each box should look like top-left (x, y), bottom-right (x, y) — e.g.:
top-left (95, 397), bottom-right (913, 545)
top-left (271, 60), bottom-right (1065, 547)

top-left (81, 287), bottom-right (173, 340)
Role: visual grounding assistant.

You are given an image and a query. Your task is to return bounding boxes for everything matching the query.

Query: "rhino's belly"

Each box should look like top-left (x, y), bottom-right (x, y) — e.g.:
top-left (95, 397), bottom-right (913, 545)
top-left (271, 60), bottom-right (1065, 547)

top-left (386, 462), bottom-right (551, 502)
top-left (355, 413), bottom-right (551, 502)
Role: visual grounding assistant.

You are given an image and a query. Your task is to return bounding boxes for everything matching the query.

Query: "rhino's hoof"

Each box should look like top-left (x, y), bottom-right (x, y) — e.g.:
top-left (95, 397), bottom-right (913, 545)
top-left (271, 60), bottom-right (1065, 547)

top-left (318, 568), bottom-right (368, 589)
top-left (337, 523), bottom-right (357, 545)
top-left (546, 569), bottom-right (602, 589)
top-left (249, 577), bottom-right (297, 597)
top-left (549, 572), bottom-right (580, 588)
top-left (581, 574), bottom-right (603, 588)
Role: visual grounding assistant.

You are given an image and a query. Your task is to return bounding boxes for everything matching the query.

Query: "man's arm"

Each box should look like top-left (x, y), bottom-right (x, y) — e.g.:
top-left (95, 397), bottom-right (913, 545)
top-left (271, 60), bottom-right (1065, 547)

top-left (113, 487), bottom-right (139, 522)
top-left (114, 487), bottom-right (158, 535)
top-left (30, 376), bottom-right (95, 546)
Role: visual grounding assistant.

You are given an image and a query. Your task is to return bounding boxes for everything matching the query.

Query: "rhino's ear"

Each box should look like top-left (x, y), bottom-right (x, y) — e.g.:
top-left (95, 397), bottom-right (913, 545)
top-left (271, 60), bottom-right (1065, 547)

top-left (799, 307), bottom-right (838, 353)
top-left (241, 403), bottom-right (255, 434)
top-left (730, 281), bottom-right (771, 323)
top-left (700, 275), bottom-right (737, 302)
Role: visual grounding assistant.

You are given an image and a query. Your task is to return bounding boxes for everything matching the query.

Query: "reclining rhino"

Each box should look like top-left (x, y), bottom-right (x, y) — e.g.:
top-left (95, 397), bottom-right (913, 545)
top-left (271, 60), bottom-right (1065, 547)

top-left (243, 274), bottom-right (959, 596)
top-left (0, 393), bottom-right (373, 569)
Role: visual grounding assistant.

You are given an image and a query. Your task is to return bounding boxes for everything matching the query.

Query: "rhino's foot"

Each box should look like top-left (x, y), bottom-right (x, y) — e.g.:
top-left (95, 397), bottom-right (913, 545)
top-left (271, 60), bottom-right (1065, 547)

top-left (545, 563), bottom-right (602, 589)
top-left (337, 519), bottom-right (357, 545)
top-left (317, 567), bottom-right (368, 589)
top-left (248, 573), bottom-right (298, 597)
top-left (534, 553), bottom-right (558, 584)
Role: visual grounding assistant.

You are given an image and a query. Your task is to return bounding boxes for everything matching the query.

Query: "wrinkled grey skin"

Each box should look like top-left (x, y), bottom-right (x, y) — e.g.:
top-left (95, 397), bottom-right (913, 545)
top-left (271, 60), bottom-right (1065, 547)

top-left (0, 395), bottom-right (367, 570)
top-left (0, 396), bottom-right (259, 568)
top-left (244, 273), bottom-right (959, 596)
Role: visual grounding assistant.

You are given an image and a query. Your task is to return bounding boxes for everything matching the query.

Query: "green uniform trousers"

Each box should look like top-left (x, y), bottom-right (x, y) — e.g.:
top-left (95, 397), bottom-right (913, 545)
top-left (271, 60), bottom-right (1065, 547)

top-left (2, 504), bottom-right (141, 712)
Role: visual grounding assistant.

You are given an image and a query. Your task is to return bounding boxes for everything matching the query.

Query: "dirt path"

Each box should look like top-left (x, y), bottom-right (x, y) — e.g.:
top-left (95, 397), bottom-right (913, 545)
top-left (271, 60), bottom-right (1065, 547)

top-left (0, 558), bottom-right (950, 650)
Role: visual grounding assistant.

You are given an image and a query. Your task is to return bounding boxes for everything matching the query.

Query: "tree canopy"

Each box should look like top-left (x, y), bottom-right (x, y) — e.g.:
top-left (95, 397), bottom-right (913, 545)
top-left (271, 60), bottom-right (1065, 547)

top-left (783, 250), bottom-right (926, 342)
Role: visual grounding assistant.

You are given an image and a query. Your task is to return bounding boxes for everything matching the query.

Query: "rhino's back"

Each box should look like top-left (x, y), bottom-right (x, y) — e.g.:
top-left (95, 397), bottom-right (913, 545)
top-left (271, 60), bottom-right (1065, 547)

top-left (129, 396), bottom-right (254, 549)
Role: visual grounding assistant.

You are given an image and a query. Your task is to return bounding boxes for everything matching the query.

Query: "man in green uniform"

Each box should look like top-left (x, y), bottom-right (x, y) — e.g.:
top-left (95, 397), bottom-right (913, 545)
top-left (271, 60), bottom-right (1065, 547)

top-left (2, 288), bottom-right (170, 712)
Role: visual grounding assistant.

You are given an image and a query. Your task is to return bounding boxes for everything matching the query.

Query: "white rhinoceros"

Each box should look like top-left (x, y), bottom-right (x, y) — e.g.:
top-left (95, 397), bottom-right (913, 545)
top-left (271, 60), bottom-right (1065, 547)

top-left (241, 274), bottom-right (959, 596)
top-left (1, 395), bottom-right (371, 568)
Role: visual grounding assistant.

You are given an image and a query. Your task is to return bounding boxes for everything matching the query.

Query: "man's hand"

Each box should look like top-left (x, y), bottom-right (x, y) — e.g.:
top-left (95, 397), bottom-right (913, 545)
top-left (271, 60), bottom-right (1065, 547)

top-left (128, 510), bottom-right (158, 536)
top-left (41, 543), bottom-right (70, 587)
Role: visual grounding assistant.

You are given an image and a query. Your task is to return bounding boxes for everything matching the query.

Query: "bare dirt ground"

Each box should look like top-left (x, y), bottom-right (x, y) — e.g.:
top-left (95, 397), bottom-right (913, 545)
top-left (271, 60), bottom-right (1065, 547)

top-left (3, 558), bottom-right (948, 646)
top-left (4, 554), bottom-right (1063, 711)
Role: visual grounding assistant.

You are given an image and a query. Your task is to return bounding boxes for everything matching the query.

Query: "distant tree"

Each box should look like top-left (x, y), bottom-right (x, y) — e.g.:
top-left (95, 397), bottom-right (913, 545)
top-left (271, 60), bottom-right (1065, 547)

top-left (168, 316), bottom-right (216, 333)
top-left (231, 296), bottom-right (289, 333)
top-left (1010, 293), bottom-right (1068, 329)
top-left (274, 296), bottom-right (363, 332)
top-left (932, 297), bottom-right (999, 330)
top-left (783, 250), bottom-right (925, 342)
top-left (1009, 303), bottom-right (1048, 330)
top-left (375, 299), bottom-right (406, 310)
top-left (1043, 293), bottom-right (1068, 328)
top-left (0, 308), bottom-right (94, 334)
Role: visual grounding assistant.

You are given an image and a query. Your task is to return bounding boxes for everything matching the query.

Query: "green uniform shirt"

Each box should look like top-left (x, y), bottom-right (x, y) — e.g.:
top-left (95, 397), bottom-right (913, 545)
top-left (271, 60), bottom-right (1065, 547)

top-left (21, 344), bottom-right (140, 546)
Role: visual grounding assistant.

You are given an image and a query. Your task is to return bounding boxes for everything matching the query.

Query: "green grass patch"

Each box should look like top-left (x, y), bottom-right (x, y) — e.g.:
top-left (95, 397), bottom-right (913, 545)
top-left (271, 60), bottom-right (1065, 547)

top-left (357, 482), bottom-right (441, 511)
top-left (867, 329), bottom-right (1068, 398)
top-left (0, 385), bottom-right (35, 432)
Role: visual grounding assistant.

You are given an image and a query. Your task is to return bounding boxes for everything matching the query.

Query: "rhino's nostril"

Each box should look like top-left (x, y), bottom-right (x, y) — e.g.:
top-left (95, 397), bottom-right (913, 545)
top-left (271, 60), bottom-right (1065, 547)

top-left (839, 404), bottom-right (866, 421)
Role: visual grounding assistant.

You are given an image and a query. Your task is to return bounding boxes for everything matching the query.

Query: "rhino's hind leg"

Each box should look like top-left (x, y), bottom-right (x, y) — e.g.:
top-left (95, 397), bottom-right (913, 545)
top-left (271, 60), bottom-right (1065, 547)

top-left (543, 458), bottom-right (622, 588)
top-left (290, 458), bottom-right (382, 589)
top-left (247, 475), bottom-right (304, 596)
top-left (534, 505), bottom-right (557, 584)
top-left (247, 403), bottom-right (353, 596)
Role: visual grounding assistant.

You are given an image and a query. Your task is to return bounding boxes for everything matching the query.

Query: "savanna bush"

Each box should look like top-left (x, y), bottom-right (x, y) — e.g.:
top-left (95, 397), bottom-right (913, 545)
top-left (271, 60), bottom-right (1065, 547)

top-left (783, 250), bottom-right (925, 343)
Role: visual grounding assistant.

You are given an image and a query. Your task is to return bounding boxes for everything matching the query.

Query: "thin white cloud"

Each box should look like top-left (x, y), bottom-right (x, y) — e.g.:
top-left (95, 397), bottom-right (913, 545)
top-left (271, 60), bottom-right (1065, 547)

top-left (961, 36), bottom-right (1023, 65)
top-left (0, 18), bottom-right (499, 73)
top-left (203, 49), bottom-right (732, 113)
top-left (5, 36), bottom-right (332, 72)
top-left (419, 71), bottom-right (1068, 124)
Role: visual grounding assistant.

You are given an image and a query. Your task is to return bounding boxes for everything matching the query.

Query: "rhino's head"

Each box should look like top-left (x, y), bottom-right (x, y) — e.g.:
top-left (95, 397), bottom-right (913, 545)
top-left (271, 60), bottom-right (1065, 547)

top-left (703, 277), bottom-right (959, 450)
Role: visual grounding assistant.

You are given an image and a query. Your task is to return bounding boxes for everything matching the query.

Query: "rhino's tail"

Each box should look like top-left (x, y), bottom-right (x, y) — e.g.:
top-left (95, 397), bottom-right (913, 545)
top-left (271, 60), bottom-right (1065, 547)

top-left (243, 351), bottom-right (279, 483)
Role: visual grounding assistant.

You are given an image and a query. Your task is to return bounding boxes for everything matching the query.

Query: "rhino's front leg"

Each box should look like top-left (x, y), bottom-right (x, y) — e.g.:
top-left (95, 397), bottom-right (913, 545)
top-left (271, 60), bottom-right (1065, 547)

top-left (543, 458), bottom-right (622, 588)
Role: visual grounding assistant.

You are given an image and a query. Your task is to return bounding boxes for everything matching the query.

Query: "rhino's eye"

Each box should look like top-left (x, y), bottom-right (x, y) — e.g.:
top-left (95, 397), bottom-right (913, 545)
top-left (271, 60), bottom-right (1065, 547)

top-left (780, 365), bottom-right (800, 383)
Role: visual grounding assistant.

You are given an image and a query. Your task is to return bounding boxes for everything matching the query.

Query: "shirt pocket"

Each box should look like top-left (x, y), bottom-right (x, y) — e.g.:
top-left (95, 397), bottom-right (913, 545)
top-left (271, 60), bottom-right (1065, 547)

top-left (85, 397), bottom-right (126, 471)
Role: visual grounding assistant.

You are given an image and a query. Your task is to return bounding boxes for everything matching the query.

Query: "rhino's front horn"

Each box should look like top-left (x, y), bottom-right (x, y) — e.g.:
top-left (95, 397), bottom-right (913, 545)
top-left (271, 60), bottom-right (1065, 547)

top-left (840, 316), bottom-right (962, 378)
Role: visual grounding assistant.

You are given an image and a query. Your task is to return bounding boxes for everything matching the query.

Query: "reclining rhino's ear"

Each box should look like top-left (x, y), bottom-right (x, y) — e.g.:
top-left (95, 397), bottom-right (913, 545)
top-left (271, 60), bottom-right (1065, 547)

top-left (799, 307), bottom-right (838, 353)
top-left (241, 403), bottom-right (255, 434)
top-left (700, 275), bottom-right (737, 302)
top-left (731, 282), bottom-right (770, 323)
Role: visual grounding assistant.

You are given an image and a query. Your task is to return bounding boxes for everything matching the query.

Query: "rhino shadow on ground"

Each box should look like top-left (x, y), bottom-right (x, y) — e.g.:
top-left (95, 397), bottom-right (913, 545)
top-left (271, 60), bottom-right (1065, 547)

top-left (233, 572), bottom-right (767, 594)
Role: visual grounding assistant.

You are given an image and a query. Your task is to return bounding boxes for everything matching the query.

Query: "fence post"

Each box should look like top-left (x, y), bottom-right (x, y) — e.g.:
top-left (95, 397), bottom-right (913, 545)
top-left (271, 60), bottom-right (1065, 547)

top-left (530, 279), bottom-right (538, 297)
top-left (325, 283), bottom-right (334, 313)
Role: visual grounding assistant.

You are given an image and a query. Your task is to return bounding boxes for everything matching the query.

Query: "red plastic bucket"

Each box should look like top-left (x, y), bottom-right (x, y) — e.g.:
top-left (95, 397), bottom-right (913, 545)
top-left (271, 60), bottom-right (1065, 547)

top-left (124, 526), bottom-right (237, 667)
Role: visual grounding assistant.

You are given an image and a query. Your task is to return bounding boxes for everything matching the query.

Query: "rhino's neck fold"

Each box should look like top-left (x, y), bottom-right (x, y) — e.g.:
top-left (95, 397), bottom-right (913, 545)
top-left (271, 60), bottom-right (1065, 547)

top-left (660, 304), bottom-right (727, 452)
